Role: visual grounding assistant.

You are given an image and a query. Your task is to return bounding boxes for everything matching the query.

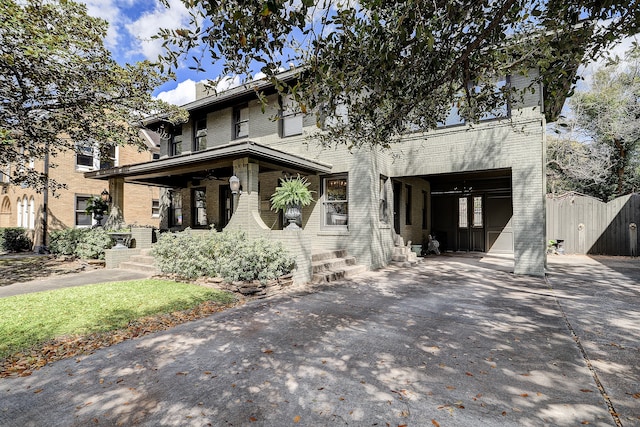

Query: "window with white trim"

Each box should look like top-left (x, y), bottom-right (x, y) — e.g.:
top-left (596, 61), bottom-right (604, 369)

top-left (16, 198), bottom-right (22, 227)
top-left (76, 143), bottom-right (118, 170)
top-left (323, 175), bottom-right (348, 228)
top-left (151, 199), bottom-right (160, 218)
top-left (75, 195), bottom-right (92, 227)
top-left (29, 197), bottom-right (35, 229)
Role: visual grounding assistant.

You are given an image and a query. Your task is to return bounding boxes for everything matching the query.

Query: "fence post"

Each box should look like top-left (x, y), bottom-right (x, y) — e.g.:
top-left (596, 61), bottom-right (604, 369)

top-left (630, 223), bottom-right (637, 257)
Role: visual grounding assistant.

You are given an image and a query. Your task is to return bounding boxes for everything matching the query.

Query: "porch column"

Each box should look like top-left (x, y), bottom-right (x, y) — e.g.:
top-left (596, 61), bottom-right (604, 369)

top-left (105, 176), bottom-right (125, 229)
top-left (226, 158), bottom-right (269, 232)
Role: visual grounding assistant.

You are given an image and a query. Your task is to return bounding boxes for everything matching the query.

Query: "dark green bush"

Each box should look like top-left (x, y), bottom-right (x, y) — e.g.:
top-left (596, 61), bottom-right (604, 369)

top-left (152, 229), bottom-right (295, 283)
top-left (0, 228), bottom-right (33, 252)
top-left (49, 228), bottom-right (87, 255)
top-left (49, 228), bottom-right (113, 259)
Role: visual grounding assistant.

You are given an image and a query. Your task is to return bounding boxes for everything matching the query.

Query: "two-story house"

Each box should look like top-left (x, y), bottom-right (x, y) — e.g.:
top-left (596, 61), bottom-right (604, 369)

top-left (86, 68), bottom-right (548, 282)
top-left (0, 133), bottom-right (162, 250)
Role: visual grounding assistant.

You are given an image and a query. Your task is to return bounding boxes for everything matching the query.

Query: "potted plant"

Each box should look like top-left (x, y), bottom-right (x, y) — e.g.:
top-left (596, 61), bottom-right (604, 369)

top-left (85, 196), bottom-right (110, 227)
top-left (270, 175), bottom-right (314, 230)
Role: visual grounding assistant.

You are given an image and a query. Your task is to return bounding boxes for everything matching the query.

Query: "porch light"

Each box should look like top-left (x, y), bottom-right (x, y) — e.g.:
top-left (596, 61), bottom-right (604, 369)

top-left (229, 175), bottom-right (241, 194)
top-left (100, 189), bottom-right (111, 203)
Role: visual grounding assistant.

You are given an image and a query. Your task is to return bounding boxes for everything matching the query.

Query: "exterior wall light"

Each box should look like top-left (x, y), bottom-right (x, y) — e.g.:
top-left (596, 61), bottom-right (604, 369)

top-left (100, 189), bottom-right (111, 203)
top-left (229, 175), bottom-right (241, 195)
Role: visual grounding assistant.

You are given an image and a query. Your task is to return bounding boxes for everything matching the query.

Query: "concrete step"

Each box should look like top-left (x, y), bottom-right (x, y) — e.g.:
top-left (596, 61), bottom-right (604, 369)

top-left (311, 249), bottom-right (348, 262)
top-left (128, 254), bottom-right (156, 265)
top-left (119, 261), bottom-right (160, 274)
top-left (312, 264), bottom-right (367, 284)
top-left (312, 256), bottom-right (357, 273)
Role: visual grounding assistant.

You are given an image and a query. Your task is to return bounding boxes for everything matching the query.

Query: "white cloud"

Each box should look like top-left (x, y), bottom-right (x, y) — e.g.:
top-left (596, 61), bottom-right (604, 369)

top-left (78, 0), bottom-right (127, 50)
top-left (576, 35), bottom-right (638, 91)
top-left (126, 0), bottom-right (192, 61)
top-left (156, 79), bottom-right (199, 105)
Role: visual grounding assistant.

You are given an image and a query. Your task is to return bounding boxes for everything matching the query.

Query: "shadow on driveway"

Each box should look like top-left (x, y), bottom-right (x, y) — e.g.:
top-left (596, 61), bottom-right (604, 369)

top-left (0, 254), bottom-right (637, 426)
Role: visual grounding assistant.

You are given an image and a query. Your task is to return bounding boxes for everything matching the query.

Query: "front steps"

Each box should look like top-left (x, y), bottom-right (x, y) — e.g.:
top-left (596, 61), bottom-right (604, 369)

top-left (391, 243), bottom-right (420, 267)
top-left (311, 249), bottom-right (367, 283)
top-left (118, 248), bottom-right (160, 274)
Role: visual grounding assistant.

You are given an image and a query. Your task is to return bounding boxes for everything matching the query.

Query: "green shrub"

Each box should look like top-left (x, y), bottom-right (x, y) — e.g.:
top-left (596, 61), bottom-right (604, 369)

top-left (152, 229), bottom-right (216, 278)
top-left (0, 228), bottom-right (32, 252)
top-left (75, 228), bottom-right (113, 259)
top-left (49, 228), bottom-right (87, 255)
top-left (49, 228), bottom-right (113, 259)
top-left (152, 229), bottom-right (295, 283)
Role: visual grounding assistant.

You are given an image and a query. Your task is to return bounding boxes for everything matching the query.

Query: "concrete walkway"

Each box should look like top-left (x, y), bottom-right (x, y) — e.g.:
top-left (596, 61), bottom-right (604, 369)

top-left (0, 254), bottom-right (638, 426)
top-left (0, 268), bottom-right (153, 298)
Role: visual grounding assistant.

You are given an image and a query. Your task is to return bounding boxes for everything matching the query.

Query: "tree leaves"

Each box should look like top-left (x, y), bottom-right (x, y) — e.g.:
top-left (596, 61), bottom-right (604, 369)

top-left (156, 0), bottom-right (639, 150)
top-left (0, 0), bottom-right (185, 193)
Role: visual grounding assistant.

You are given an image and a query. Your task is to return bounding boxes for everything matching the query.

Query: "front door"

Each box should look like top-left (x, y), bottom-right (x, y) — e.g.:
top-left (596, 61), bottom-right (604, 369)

top-left (218, 185), bottom-right (234, 231)
top-left (393, 181), bottom-right (402, 234)
top-left (457, 195), bottom-right (485, 251)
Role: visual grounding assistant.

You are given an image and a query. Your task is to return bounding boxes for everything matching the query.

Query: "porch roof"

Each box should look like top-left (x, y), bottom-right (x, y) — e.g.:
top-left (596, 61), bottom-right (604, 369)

top-left (84, 140), bottom-right (333, 187)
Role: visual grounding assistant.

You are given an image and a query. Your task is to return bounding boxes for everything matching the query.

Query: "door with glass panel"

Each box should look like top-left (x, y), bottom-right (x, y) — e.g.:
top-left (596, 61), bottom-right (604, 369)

top-left (458, 195), bottom-right (485, 251)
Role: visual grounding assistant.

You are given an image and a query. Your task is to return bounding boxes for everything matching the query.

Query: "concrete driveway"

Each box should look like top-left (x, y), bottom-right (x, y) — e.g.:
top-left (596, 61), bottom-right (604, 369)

top-left (0, 254), bottom-right (638, 426)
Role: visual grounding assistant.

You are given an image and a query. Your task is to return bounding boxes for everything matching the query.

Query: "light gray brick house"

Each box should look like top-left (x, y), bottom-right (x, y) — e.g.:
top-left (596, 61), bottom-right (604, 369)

top-left (87, 68), bottom-right (549, 283)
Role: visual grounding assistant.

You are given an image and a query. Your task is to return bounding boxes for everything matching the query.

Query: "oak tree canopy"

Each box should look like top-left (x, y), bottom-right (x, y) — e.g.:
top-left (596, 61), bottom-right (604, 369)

top-left (157, 0), bottom-right (640, 148)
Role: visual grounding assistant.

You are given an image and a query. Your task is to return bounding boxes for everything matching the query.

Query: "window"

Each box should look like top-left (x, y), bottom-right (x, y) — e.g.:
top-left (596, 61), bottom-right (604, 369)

top-left (473, 196), bottom-right (483, 227)
top-left (76, 143), bottom-right (94, 168)
top-left (192, 188), bottom-right (207, 227)
top-left (438, 76), bottom-right (510, 128)
top-left (0, 165), bottom-right (9, 183)
top-left (458, 197), bottom-right (468, 228)
top-left (405, 184), bottom-right (412, 225)
top-left (16, 198), bottom-right (22, 227)
top-left (76, 143), bottom-right (117, 170)
top-left (379, 176), bottom-right (389, 224)
top-left (280, 95), bottom-right (303, 137)
top-left (151, 199), bottom-right (160, 217)
top-left (21, 196), bottom-right (28, 229)
top-left (99, 145), bottom-right (117, 170)
top-left (422, 190), bottom-right (428, 229)
top-left (169, 190), bottom-right (182, 227)
top-left (29, 197), bottom-right (35, 229)
top-left (194, 118), bottom-right (207, 151)
top-left (170, 126), bottom-right (183, 156)
top-left (323, 175), bottom-right (348, 227)
top-left (233, 105), bottom-right (249, 139)
top-left (75, 195), bottom-right (92, 227)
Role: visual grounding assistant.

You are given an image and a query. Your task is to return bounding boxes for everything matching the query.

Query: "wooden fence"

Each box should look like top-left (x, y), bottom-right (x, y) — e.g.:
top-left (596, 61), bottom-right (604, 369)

top-left (546, 192), bottom-right (639, 256)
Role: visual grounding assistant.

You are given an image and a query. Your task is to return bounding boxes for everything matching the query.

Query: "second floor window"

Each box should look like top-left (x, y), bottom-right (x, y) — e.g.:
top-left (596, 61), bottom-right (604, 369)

top-left (76, 143), bottom-right (94, 168)
top-left (194, 118), bottom-right (207, 151)
top-left (280, 95), bottom-right (303, 137)
top-left (233, 105), bottom-right (249, 139)
top-left (76, 143), bottom-right (117, 170)
top-left (170, 126), bottom-right (183, 156)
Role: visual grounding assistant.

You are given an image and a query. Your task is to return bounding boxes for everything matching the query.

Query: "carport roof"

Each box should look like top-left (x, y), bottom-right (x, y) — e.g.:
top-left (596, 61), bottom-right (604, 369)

top-left (84, 140), bottom-right (333, 187)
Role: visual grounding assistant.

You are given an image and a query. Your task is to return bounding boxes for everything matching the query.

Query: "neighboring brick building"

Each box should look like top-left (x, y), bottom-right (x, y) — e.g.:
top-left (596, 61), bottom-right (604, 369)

top-left (0, 134), bottom-right (161, 250)
top-left (87, 68), bottom-right (549, 279)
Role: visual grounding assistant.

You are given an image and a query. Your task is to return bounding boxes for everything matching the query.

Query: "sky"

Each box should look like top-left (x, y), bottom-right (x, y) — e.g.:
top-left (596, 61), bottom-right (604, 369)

top-left (76, 0), bottom-right (638, 110)
top-left (77, 0), bottom-right (219, 105)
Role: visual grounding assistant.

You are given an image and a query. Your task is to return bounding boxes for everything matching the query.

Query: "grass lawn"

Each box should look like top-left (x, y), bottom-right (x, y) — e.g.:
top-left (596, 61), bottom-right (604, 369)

top-left (0, 279), bottom-right (235, 360)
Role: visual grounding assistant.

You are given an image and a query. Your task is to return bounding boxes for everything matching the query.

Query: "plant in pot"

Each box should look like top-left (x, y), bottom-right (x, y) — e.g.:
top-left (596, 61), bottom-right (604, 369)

top-left (270, 175), bottom-right (314, 230)
top-left (85, 196), bottom-right (110, 227)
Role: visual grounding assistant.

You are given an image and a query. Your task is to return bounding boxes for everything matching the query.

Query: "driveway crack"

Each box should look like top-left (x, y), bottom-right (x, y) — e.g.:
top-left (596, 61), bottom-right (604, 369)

top-left (545, 276), bottom-right (622, 427)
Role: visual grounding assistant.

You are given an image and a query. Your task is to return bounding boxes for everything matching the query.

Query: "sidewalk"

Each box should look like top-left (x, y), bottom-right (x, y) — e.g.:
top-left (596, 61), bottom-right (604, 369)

top-left (0, 268), bottom-right (153, 298)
